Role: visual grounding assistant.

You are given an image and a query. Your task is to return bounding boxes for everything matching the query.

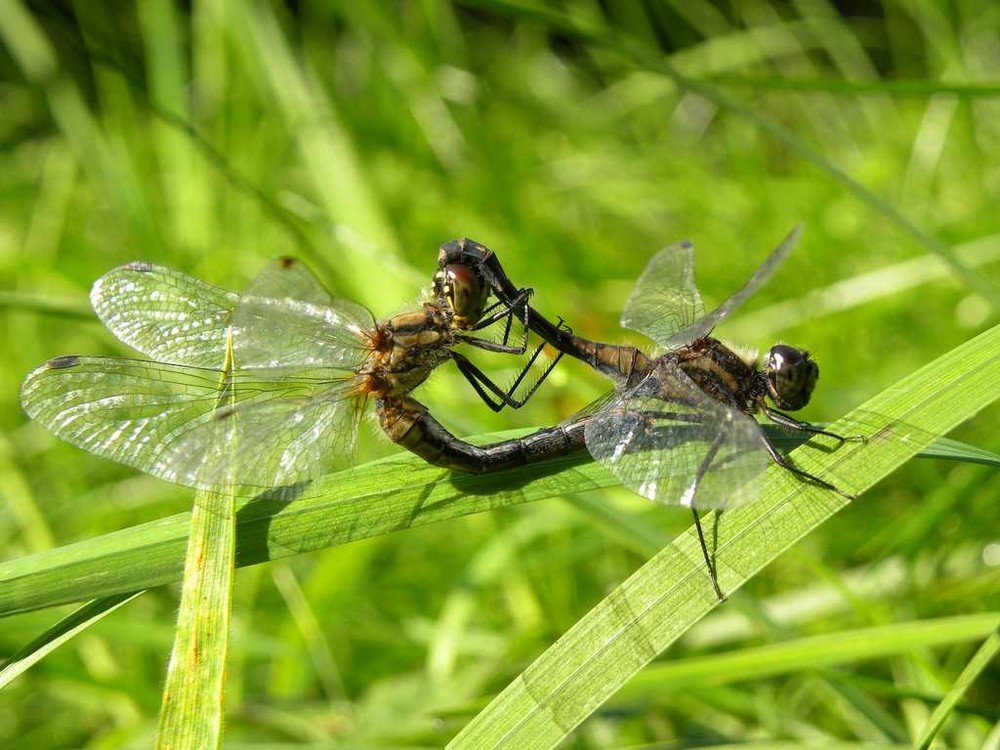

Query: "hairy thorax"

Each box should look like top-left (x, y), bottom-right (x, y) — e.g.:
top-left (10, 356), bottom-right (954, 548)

top-left (358, 304), bottom-right (457, 397)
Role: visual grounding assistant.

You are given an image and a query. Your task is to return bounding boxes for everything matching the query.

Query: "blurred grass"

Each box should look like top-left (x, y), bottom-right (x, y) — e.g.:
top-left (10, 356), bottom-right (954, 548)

top-left (1, 1), bottom-right (997, 747)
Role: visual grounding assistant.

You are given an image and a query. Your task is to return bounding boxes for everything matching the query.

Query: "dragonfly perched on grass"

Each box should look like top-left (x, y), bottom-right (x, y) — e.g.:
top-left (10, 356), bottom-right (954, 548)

top-left (439, 226), bottom-right (857, 599)
top-left (20, 255), bottom-right (579, 493)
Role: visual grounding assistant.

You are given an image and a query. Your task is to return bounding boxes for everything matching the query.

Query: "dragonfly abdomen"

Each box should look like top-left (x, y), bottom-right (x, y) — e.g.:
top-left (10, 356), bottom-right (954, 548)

top-left (527, 312), bottom-right (652, 384)
top-left (376, 396), bottom-right (586, 473)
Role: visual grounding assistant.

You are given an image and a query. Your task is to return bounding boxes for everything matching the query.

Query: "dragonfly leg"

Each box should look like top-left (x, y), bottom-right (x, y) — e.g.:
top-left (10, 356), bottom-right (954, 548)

top-left (759, 431), bottom-right (855, 500)
top-left (765, 406), bottom-right (866, 444)
top-left (498, 337), bottom-right (564, 408)
top-left (459, 287), bottom-right (534, 355)
top-left (451, 347), bottom-right (563, 411)
top-left (687, 430), bottom-right (728, 601)
top-left (690, 508), bottom-right (725, 602)
top-left (475, 287), bottom-right (533, 346)
top-left (499, 317), bottom-right (572, 405)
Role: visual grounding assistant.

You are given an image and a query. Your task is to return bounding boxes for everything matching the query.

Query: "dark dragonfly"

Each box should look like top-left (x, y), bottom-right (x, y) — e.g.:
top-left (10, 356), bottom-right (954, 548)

top-left (439, 226), bottom-right (855, 599)
top-left (20, 256), bottom-right (579, 493)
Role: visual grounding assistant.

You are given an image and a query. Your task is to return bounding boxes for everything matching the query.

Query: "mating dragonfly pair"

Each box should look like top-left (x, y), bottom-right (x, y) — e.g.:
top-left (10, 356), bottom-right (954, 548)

top-left (21, 227), bottom-right (852, 599)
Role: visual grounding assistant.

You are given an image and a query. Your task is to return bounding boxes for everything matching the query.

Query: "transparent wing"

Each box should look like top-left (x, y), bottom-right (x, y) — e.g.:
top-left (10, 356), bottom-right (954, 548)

top-left (91, 258), bottom-right (376, 371)
top-left (661, 224), bottom-right (802, 349)
top-left (91, 262), bottom-right (239, 368)
top-left (20, 355), bottom-right (363, 491)
top-left (231, 257), bottom-right (376, 369)
top-left (619, 240), bottom-right (704, 346)
top-left (584, 359), bottom-right (769, 510)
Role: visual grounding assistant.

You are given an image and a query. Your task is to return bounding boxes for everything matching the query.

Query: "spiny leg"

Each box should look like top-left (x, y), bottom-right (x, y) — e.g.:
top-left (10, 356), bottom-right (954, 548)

top-left (460, 288), bottom-right (535, 355)
top-left (452, 317), bottom-right (570, 412)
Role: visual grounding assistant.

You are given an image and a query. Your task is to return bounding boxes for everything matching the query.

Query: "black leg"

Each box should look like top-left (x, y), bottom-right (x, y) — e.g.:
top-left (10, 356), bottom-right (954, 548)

top-left (460, 288), bottom-right (534, 355)
top-left (451, 345), bottom-right (564, 412)
top-left (759, 431), bottom-right (855, 500)
top-left (685, 430), bottom-right (728, 601)
top-left (690, 507), bottom-right (725, 602)
top-left (765, 407), bottom-right (866, 444)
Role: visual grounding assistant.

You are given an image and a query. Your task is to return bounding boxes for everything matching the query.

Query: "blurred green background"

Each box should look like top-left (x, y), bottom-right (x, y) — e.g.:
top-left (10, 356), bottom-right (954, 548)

top-left (1, 1), bottom-right (997, 746)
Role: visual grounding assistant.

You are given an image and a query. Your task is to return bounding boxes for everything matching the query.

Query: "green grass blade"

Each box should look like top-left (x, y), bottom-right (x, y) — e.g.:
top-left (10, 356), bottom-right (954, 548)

top-left (910, 437), bottom-right (1000, 466)
top-left (0, 436), bottom-right (968, 619)
top-left (156, 329), bottom-right (240, 747)
top-left (446, 324), bottom-right (998, 749)
top-left (227, 2), bottom-right (414, 300)
top-left (472, 0), bottom-right (997, 307)
top-left (0, 428), bottom-right (986, 622)
top-left (615, 614), bottom-right (999, 697)
top-left (708, 74), bottom-right (1000, 97)
top-left (914, 624), bottom-right (1000, 750)
top-left (0, 450), bottom-right (605, 617)
top-left (0, 592), bottom-right (141, 689)
top-left (155, 487), bottom-right (235, 748)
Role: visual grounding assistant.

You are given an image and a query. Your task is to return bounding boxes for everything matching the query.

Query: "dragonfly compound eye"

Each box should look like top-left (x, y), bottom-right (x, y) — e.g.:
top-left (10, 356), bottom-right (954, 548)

top-left (765, 344), bottom-right (819, 411)
top-left (440, 262), bottom-right (489, 328)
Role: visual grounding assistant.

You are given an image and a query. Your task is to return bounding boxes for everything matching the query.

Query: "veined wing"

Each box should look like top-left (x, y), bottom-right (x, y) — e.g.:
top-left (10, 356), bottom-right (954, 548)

top-left (231, 257), bottom-right (375, 370)
top-left (91, 258), bottom-right (377, 372)
top-left (583, 359), bottom-right (769, 511)
top-left (619, 226), bottom-right (803, 351)
top-left (619, 240), bottom-right (704, 346)
top-left (20, 355), bottom-right (364, 491)
top-left (91, 262), bottom-right (239, 368)
top-left (663, 225), bottom-right (802, 350)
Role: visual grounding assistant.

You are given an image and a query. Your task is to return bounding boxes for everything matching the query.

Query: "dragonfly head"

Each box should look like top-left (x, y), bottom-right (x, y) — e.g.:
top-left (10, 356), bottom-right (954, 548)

top-left (434, 260), bottom-right (490, 329)
top-left (764, 344), bottom-right (818, 411)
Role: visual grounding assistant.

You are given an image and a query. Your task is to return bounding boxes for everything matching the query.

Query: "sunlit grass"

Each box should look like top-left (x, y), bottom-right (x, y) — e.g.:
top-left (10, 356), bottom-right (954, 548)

top-left (1, 1), bottom-right (997, 747)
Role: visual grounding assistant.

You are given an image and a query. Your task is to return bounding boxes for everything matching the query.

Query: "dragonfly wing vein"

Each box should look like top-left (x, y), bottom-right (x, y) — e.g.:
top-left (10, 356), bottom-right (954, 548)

top-left (203, 375), bottom-right (364, 488)
top-left (620, 240), bottom-right (704, 347)
top-left (20, 356), bottom-right (361, 490)
top-left (663, 225), bottom-right (802, 349)
top-left (232, 258), bottom-right (375, 370)
top-left (91, 263), bottom-right (239, 368)
top-left (584, 362), bottom-right (769, 510)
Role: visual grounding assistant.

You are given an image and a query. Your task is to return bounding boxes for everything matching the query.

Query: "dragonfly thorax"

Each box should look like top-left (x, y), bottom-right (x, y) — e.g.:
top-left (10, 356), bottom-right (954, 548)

top-left (360, 307), bottom-right (457, 397)
top-left (675, 337), bottom-right (762, 413)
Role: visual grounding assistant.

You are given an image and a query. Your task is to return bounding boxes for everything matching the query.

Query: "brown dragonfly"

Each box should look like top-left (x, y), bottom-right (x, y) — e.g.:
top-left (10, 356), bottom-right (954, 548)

top-left (20, 256), bottom-right (582, 493)
top-left (438, 227), bottom-right (855, 599)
